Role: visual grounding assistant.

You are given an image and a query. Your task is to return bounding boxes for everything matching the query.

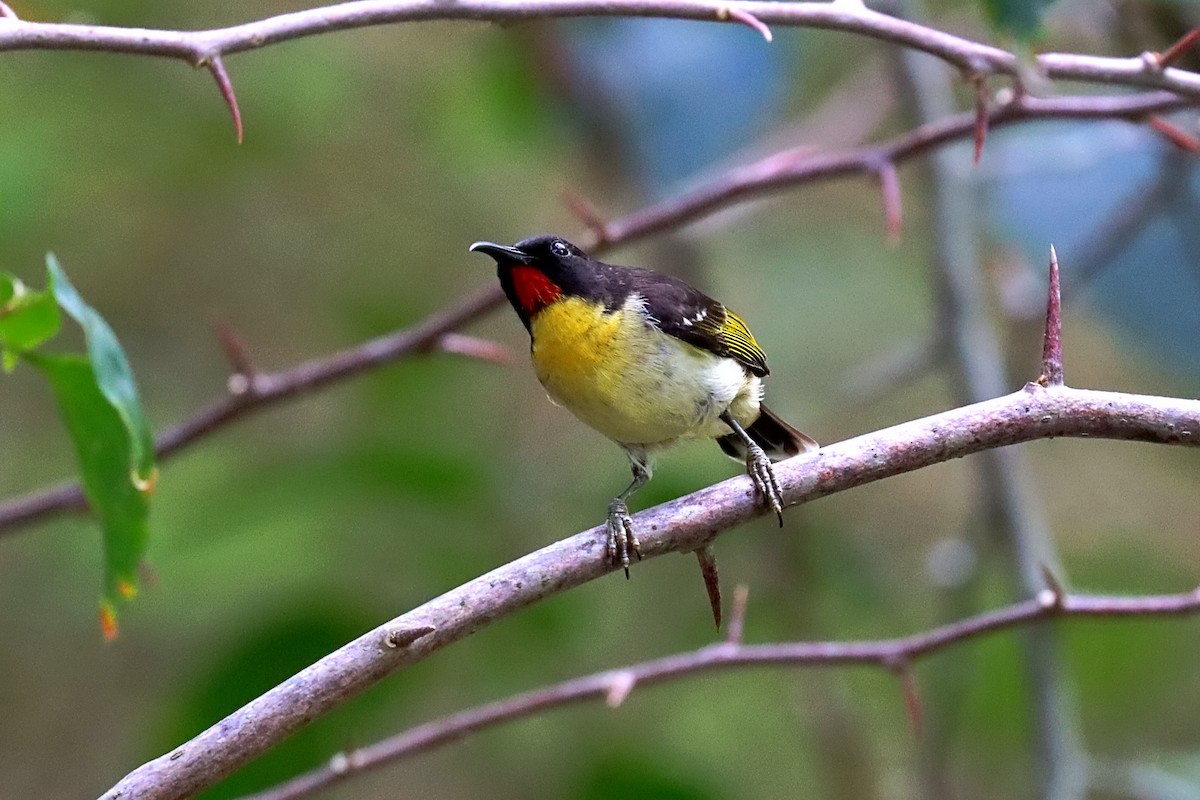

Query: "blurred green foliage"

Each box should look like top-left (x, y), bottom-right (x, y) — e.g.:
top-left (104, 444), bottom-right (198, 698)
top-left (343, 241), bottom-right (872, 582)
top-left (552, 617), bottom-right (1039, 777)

top-left (1, 2), bottom-right (1199, 800)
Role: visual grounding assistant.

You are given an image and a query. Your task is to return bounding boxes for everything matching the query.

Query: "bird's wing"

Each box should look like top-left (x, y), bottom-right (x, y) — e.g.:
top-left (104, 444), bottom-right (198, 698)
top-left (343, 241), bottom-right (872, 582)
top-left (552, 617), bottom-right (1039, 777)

top-left (623, 268), bottom-right (770, 377)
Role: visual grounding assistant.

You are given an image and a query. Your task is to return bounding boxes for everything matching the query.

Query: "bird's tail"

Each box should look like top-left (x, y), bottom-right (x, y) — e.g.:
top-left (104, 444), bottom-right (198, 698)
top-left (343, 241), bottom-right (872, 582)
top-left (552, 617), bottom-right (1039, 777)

top-left (718, 404), bottom-right (819, 463)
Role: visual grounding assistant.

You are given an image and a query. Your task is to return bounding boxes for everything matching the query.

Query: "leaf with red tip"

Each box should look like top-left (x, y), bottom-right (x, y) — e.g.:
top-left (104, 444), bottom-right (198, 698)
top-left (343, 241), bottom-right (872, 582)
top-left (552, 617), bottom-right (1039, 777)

top-left (99, 600), bottom-right (119, 642)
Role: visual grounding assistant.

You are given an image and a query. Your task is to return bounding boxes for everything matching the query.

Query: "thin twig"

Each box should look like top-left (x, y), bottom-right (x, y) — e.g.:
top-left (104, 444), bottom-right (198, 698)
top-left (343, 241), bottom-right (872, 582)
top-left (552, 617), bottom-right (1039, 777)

top-left (595, 91), bottom-right (1193, 247)
top-left (237, 586), bottom-right (1200, 800)
top-left (0, 283), bottom-right (506, 535)
top-left (895, 13), bottom-right (1083, 796)
top-left (3, 91), bottom-right (1186, 537)
top-left (101, 382), bottom-right (1200, 800)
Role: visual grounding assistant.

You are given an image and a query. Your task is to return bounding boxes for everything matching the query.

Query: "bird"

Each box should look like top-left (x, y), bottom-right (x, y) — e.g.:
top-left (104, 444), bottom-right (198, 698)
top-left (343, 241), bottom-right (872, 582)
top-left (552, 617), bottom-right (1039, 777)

top-left (470, 235), bottom-right (818, 576)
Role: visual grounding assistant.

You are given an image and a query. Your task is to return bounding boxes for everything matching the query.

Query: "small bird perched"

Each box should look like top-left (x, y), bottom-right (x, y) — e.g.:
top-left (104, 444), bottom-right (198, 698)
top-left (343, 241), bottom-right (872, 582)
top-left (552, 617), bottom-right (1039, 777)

top-left (470, 235), bottom-right (818, 576)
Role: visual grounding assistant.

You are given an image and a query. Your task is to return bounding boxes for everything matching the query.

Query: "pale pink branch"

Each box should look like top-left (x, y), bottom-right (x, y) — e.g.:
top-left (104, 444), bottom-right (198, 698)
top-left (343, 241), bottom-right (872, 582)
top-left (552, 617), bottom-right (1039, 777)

top-left (235, 586), bottom-right (1200, 800)
top-left (1, 3), bottom-right (1200, 98)
top-left (433, 332), bottom-right (513, 364)
top-left (102, 382), bottom-right (1200, 800)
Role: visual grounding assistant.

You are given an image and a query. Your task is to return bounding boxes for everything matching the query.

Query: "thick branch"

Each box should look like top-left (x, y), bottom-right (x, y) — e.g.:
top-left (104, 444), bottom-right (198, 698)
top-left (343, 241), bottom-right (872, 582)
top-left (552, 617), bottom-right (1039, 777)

top-left (100, 384), bottom-right (1200, 800)
top-left (2, 2), bottom-right (1200, 98)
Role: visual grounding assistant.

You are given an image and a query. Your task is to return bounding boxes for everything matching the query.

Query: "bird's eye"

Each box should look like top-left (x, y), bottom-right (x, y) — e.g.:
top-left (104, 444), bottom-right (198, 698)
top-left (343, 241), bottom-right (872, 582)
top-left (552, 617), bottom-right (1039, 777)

top-left (550, 240), bottom-right (571, 257)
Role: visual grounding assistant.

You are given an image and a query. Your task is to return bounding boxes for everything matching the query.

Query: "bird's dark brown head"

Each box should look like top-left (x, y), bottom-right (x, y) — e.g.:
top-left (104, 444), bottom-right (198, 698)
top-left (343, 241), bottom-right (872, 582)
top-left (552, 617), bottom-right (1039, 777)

top-left (469, 235), bottom-right (593, 329)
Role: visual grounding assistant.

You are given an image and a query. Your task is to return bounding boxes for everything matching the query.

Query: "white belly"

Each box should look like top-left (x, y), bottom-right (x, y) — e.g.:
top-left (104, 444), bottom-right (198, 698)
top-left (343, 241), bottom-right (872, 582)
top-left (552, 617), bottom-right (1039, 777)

top-left (530, 296), bottom-right (762, 448)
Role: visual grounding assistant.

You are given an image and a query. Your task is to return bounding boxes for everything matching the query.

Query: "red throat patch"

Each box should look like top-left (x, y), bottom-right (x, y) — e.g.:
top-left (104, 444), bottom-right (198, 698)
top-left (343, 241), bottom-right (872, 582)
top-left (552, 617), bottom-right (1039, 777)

top-left (510, 266), bottom-right (563, 316)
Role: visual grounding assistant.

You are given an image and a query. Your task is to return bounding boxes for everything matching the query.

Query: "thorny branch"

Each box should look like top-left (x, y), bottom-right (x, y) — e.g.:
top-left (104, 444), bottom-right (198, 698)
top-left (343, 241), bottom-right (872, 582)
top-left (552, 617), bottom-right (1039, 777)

top-left (100, 380), bottom-right (1200, 800)
top-left (0, 7), bottom-right (1196, 796)
top-left (0, 284), bottom-right (507, 534)
top-left (1, 1), bottom-right (1200, 97)
top-left (0, 2), bottom-right (1196, 144)
top-left (97, 257), bottom-right (1200, 800)
top-left (0, 87), bottom-right (1180, 534)
top-left (100, 249), bottom-right (1200, 798)
top-left (0, 89), bottom-right (1190, 536)
top-left (237, 584), bottom-right (1200, 800)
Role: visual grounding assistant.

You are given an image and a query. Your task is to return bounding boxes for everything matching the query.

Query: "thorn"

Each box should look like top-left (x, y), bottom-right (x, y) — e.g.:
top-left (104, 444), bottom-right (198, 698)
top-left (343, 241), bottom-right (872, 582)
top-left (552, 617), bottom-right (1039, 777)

top-left (605, 670), bottom-right (636, 708)
top-left (888, 659), bottom-right (922, 737)
top-left (718, 6), bottom-right (773, 42)
top-left (559, 190), bottom-right (610, 249)
top-left (205, 55), bottom-right (244, 144)
top-left (384, 624), bottom-right (436, 649)
top-left (1148, 115), bottom-right (1200, 153)
top-left (1037, 245), bottom-right (1064, 387)
top-left (1038, 564), bottom-right (1065, 610)
top-left (725, 584), bottom-right (749, 645)
top-left (695, 546), bottom-right (722, 629)
top-left (972, 76), bottom-right (989, 165)
top-left (434, 333), bottom-right (514, 365)
top-left (1154, 27), bottom-right (1200, 70)
top-left (214, 319), bottom-right (259, 394)
top-left (875, 161), bottom-right (902, 244)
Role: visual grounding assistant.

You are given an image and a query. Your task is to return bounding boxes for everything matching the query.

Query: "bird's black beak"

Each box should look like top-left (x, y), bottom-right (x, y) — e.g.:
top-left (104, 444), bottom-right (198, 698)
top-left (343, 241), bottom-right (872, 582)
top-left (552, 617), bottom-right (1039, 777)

top-left (469, 241), bottom-right (529, 264)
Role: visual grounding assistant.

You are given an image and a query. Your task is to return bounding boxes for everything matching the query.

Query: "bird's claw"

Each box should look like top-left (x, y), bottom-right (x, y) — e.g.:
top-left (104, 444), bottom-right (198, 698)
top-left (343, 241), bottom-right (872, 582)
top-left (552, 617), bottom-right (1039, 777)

top-left (746, 445), bottom-right (784, 526)
top-left (606, 500), bottom-right (641, 578)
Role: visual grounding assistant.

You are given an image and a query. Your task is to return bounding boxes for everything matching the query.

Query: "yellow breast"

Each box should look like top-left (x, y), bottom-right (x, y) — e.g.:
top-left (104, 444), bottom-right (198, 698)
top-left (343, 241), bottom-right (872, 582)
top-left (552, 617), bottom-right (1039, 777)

top-left (529, 296), bottom-right (761, 447)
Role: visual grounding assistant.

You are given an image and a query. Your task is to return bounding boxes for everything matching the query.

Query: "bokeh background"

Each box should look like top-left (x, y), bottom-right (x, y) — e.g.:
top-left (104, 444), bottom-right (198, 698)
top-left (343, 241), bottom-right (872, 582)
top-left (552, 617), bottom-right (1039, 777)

top-left (2, 1), bottom-right (1199, 798)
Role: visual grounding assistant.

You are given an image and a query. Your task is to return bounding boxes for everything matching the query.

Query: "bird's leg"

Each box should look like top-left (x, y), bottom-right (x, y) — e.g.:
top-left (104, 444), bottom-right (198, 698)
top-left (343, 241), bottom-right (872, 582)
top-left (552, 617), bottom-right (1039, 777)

top-left (608, 449), bottom-right (651, 578)
top-left (720, 411), bottom-right (784, 526)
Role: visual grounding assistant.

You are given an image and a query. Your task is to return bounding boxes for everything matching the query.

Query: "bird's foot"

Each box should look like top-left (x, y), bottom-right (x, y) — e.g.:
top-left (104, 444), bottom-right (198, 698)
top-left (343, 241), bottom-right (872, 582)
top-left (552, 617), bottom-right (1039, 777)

top-left (606, 500), bottom-right (641, 578)
top-left (746, 444), bottom-right (784, 526)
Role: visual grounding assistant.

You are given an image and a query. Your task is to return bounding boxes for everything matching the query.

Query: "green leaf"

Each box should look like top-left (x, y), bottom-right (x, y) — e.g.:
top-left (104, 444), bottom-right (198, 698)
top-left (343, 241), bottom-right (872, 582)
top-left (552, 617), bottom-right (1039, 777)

top-left (0, 271), bottom-right (61, 370)
top-left (47, 254), bottom-right (155, 480)
top-left (28, 352), bottom-right (151, 638)
top-left (980, 0), bottom-right (1057, 40)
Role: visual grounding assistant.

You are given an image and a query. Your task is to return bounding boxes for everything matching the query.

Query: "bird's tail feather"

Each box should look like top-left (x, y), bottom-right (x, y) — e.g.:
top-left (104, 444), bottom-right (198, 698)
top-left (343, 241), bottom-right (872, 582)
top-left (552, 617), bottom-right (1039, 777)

top-left (718, 404), bottom-right (818, 462)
